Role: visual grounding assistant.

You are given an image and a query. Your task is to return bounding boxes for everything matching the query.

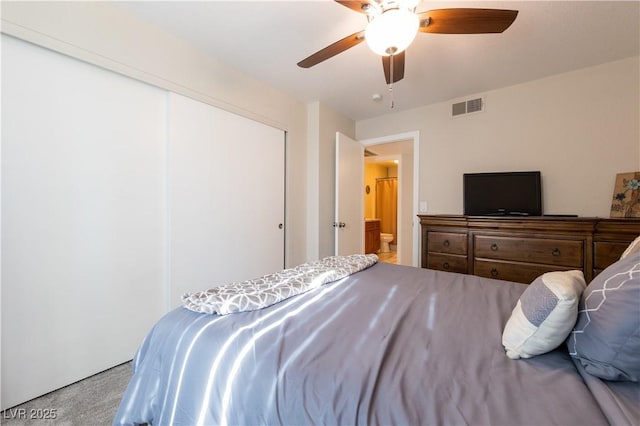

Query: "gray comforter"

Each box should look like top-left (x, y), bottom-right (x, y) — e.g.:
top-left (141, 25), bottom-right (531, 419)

top-left (114, 262), bottom-right (637, 425)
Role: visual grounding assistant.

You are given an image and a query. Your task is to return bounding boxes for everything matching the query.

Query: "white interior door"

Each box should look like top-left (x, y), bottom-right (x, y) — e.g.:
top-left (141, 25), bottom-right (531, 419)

top-left (335, 132), bottom-right (364, 255)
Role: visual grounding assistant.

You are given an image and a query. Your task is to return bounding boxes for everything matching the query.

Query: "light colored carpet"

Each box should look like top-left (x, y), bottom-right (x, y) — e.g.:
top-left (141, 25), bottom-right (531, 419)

top-left (1, 361), bottom-right (132, 426)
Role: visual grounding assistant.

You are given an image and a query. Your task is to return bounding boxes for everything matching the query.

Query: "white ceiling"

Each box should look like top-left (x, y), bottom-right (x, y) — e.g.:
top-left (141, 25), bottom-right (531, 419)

top-left (115, 0), bottom-right (639, 121)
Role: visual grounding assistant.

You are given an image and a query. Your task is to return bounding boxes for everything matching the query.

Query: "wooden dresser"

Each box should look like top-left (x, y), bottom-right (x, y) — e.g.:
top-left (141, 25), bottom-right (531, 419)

top-left (419, 215), bottom-right (640, 284)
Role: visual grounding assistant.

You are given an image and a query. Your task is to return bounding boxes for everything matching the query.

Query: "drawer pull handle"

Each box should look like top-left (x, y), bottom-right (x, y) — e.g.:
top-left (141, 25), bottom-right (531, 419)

top-left (552, 248), bottom-right (561, 256)
top-left (491, 243), bottom-right (498, 251)
top-left (490, 268), bottom-right (498, 277)
top-left (443, 240), bottom-right (450, 247)
top-left (442, 262), bottom-right (450, 270)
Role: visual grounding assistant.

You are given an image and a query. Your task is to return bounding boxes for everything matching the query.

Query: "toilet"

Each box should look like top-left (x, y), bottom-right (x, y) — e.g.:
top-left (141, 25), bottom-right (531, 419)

top-left (380, 233), bottom-right (394, 253)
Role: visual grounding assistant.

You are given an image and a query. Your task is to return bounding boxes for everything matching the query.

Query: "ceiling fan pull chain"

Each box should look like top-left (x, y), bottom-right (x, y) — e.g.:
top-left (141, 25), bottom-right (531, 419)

top-left (389, 53), bottom-right (395, 109)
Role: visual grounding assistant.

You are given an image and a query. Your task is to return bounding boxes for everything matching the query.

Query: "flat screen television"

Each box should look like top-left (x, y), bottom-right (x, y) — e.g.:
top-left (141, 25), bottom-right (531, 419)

top-left (463, 171), bottom-right (542, 216)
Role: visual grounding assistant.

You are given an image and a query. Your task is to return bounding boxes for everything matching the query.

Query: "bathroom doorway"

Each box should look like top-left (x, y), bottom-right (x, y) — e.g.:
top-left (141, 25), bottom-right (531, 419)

top-left (361, 134), bottom-right (417, 266)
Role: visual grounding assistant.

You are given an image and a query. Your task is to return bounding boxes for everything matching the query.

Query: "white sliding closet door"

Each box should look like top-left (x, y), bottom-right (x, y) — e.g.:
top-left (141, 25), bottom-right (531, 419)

top-left (1, 36), bottom-right (166, 409)
top-left (169, 93), bottom-right (285, 306)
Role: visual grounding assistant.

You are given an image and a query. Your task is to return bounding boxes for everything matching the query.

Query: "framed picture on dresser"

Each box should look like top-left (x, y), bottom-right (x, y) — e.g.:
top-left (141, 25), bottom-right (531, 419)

top-left (610, 171), bottom-right (640, 218)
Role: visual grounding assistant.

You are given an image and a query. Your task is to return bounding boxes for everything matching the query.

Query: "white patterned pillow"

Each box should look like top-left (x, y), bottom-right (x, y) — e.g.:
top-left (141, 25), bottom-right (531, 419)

top-left (502, 270), bottom-right (586, 359)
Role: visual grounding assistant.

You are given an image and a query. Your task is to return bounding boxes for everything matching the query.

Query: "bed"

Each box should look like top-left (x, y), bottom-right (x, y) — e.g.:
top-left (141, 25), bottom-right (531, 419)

top-left (113, 248), bottom-right (640, 426)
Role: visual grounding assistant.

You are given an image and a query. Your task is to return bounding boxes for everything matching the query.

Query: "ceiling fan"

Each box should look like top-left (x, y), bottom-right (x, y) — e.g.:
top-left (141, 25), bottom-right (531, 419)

top-left (298, 1), bottom-right (518, 86)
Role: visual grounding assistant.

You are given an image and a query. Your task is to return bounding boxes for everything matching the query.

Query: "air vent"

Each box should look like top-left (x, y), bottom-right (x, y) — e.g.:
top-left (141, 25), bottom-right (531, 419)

top-left (452, 101), bottom-right (466, 116)
top-left (466, 98), bottom-right (483, 113)
top-left (451, 97), bottom-right (484, 117)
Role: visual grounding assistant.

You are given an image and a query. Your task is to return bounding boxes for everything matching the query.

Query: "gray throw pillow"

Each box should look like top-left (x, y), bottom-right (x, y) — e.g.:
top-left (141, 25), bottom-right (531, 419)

top-left (566, 253), bottom-right (640, 381)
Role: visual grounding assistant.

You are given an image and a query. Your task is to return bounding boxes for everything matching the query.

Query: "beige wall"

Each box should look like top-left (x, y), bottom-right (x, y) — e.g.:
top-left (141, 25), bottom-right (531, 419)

top-left (356, 57), bottom-right (640, 217)
top-left (1, 1), bottom-right (309, 266)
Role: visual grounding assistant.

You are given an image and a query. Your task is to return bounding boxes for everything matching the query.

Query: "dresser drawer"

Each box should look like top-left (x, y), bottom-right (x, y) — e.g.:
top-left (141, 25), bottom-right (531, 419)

top-left (427, 253), bottom-right (468, 274)
top-left (474, 259), bottom-right (574, 284)
top-left (428, 232), bottom-right (467, 255)
top-left (593, 241), bottom-right (627, 269)
top-left (474, 235), bottom-right (583, 267)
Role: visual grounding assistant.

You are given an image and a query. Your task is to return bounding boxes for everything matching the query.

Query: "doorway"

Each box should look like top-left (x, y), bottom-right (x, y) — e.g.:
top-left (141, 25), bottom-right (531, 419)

top-left (365, 156), bottom-right (400, 264)
top-left (361, 132), bottom-right (419, 266)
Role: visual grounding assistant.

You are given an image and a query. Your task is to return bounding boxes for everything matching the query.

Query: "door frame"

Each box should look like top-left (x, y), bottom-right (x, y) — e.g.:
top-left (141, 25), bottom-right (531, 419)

top-left (360, 131), bottom-right (420, 266)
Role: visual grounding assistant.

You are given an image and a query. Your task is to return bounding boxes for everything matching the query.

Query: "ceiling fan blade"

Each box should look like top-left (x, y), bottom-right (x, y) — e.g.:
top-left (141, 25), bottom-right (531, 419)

top-left (419, 9), bottom-right (518, 34)
top-left (382, 52), bottom-right (405, 84)
top-left (297, 30), bottom-right (365, 68)
top-left (334, 1), bottom-right (370, 14)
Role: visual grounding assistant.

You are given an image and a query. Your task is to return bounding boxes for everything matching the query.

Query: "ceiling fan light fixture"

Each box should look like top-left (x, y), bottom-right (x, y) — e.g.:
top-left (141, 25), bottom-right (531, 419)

top-left (365, 8), bottom-right (419, 56)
